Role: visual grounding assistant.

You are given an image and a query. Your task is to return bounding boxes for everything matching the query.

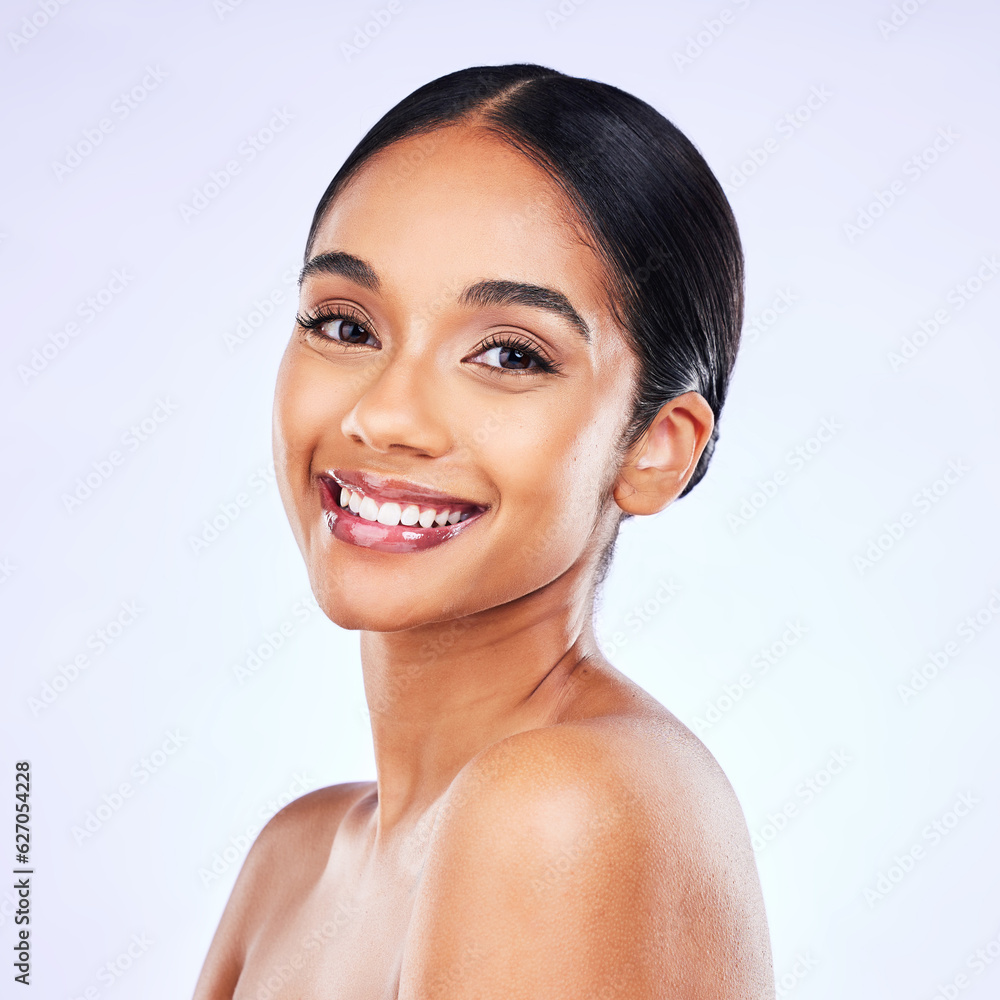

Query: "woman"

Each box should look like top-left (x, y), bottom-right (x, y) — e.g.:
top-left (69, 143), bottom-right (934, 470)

top-left (194, 63), bottom-right (774, 999)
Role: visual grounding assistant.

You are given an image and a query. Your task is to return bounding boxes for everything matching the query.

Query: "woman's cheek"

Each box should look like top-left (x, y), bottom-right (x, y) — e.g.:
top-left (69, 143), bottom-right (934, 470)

top-left (278, 352), bottom-right (347, 452)
top-left (273, 352), bottom-right (337, 532)
top-left (482, 401), bottom-right (597, 570)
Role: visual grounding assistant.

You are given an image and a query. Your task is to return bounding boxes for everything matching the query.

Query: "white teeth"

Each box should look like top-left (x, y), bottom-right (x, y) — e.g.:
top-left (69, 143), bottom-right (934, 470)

top-left (376, 502), bottom-right (402, 526)
top-left (337, 483), bottom-right (475, 530)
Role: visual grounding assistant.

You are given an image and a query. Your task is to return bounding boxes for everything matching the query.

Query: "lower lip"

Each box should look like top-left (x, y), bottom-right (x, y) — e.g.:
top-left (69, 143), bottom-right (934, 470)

top-left (319, 481), bottom-right (484, 554)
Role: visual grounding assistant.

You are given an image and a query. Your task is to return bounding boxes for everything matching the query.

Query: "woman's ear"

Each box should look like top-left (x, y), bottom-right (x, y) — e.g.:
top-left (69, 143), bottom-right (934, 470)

top-left (613, 392), bottom-right (715, 515)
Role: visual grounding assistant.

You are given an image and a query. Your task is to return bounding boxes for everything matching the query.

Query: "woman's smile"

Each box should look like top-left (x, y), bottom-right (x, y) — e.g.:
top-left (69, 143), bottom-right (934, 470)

top-left (318, 469), bottom-right (488, 554)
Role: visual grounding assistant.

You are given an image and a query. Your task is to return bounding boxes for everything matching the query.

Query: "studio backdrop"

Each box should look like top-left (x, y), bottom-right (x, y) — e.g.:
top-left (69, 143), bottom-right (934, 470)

top-left (2, 1), bottom-right (998, 997)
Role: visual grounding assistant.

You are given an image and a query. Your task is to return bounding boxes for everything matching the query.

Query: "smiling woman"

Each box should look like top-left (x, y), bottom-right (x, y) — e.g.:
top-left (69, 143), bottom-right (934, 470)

top-left (193, 63), bottom-right (773, 999)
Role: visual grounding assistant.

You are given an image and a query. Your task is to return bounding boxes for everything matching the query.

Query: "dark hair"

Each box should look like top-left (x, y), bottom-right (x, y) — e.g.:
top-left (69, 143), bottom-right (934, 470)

top-left (304, 63), bottom-right (743, 497)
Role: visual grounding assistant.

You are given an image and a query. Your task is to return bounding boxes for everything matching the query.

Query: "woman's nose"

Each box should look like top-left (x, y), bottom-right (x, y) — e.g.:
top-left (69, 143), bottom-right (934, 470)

top-left (340, 348), bottom-right (453, 457)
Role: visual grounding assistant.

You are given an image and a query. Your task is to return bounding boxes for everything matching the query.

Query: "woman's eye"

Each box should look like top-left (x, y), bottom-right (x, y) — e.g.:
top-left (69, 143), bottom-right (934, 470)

top-left (298, 308), bottom-right (379, 347)
top-left (322, 318), bottom-right (375, 345)
top-left (477, 344), bottom-right (542, 371)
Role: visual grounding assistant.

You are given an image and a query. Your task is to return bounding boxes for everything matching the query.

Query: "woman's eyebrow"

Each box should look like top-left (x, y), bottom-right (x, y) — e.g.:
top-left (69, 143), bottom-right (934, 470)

top-left (299, 251), bottom-right (380, 291)
top-left (299, 252), bottom-right (591, 342)
top-left (459, 279), bottom-right (591, 343)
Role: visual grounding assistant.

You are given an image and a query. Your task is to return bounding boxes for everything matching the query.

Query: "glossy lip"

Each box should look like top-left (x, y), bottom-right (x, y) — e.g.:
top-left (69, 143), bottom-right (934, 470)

top-left (317, 470), bottom-right (489, 554)
top-left (327, 468), bottom-right (487, 510)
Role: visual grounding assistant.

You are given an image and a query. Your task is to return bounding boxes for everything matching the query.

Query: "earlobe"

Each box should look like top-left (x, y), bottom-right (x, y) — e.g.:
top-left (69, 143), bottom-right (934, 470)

top-left (613, 392), bottom-right (714, 516)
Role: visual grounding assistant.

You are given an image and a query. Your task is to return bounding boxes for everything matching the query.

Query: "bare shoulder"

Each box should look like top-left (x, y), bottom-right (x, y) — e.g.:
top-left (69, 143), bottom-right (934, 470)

top-left (192, 781), bottom-right (374, 1000)
top-left (400, 710), bottom-right (774, 999)
top-left (449, 695), bottom-right (759, 880)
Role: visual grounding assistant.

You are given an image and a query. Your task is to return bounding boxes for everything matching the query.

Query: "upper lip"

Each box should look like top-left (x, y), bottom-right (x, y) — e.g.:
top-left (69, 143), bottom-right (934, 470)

top-left (320, 469), bottom-right (488, 511)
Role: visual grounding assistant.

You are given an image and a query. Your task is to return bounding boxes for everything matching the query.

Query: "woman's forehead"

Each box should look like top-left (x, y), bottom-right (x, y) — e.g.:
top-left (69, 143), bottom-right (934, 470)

top-left (309, 125), bottom-right (607, 301)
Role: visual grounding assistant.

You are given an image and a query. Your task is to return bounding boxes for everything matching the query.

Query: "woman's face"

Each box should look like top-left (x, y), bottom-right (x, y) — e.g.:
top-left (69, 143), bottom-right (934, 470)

top-left (273, 124), bottom-right (640, 631)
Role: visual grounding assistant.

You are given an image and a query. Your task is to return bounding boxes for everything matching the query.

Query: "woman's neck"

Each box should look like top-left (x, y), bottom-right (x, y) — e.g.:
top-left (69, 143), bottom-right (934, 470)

top-left (359, 570), bottom-right (600, 834)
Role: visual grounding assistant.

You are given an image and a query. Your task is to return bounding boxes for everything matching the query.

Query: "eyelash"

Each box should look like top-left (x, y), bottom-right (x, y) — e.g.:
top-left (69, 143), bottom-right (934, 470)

top-left (294, 305), bottom-right (562, 376)
top-left (295, 305), bottom-right (375, 343)
top-left (472, 333), bottom-right (562, 375)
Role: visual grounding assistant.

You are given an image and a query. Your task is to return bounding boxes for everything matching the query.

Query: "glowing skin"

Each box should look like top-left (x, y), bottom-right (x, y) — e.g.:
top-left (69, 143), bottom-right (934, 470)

top-left (194, 124), bottom-right (773, 1000)
top-left (274, 130), bottom-right (641, 633)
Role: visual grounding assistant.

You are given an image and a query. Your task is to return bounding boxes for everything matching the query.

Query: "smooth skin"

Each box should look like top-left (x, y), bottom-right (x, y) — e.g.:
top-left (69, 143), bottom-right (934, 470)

top-left (193, 122), bottom-right (773, 1000)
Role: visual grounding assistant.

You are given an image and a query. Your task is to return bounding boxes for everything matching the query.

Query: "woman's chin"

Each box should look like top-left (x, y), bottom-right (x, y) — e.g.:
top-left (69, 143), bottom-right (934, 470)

top-left (309, 581), bottom-right (457, 634)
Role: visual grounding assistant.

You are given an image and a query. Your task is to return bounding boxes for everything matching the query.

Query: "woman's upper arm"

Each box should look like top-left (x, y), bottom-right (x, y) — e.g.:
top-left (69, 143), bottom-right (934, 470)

top-left (398, 726), bottom-right (773, 1000)
top-left (191, 782), bottom-right (369, 1000)
top-left (190, 799), bottom-right (297, 1000)
top-left (191, 833), bottom-right (266, 1000)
